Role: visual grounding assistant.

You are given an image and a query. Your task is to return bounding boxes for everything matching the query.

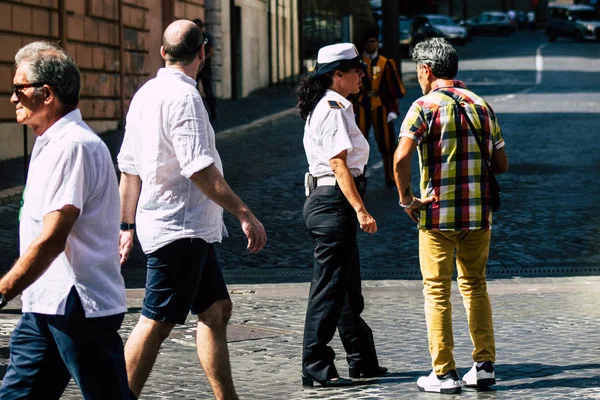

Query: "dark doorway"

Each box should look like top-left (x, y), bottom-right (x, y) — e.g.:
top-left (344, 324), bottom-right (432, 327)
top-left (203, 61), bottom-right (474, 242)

top-left (230, 3), bottom-right (242, 99)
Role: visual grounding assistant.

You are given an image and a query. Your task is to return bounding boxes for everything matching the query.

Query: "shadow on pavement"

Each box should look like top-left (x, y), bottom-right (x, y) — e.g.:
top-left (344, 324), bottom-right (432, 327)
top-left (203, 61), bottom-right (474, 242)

top-left (496, 362), bottom-right (600, 381)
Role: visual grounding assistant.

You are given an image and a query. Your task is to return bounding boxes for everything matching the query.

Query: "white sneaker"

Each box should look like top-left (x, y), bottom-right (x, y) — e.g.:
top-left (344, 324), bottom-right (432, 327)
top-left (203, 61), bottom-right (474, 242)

top-left (462, 361), bottom-right (496, 387)
top-left (416, 370), bottom-right (461, 394)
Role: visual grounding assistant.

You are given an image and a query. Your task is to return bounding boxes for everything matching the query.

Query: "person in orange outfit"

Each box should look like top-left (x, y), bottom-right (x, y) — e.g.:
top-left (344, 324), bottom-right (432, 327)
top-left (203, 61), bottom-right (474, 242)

top-left (355, 30), bottom-right (406, 186)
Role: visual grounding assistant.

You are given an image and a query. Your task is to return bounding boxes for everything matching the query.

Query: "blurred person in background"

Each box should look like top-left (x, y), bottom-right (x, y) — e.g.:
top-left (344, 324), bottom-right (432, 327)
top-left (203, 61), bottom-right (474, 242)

top-left (193, 18), bottom-right (217, 121)
top-left (355, 30), bottom-right (405, 186)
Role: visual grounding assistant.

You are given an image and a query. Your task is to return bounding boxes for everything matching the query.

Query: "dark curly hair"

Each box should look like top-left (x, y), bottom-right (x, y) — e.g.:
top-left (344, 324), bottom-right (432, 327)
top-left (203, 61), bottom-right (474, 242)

top-left (296, 61), bottom-right (358, 120)
top-left (296, 73), bottom-right (333, 120)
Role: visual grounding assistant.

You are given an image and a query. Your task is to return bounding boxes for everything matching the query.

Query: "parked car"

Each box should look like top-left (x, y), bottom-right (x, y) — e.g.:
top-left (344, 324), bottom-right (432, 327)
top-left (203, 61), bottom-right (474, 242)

top-left (411, 14), bottom-right (469, 53)
top-left (371, 11), bottom-right (413, 57)
top-left (545, 4), bottom-right (600, 42)
top-left (399, 16), bottom-right (412, 56)
top-left (462, 11), bottom-right (516, 35)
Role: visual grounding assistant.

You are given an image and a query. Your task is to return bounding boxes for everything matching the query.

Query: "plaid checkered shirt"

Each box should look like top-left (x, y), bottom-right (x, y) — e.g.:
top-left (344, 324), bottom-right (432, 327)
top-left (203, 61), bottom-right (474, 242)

top-left (399, 80), bottom-right (505, 231)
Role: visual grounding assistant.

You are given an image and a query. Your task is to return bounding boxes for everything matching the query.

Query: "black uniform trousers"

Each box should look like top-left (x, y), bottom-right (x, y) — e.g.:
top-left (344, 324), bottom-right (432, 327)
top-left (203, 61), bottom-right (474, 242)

top-left (301, 184), bottom-right (379, 383)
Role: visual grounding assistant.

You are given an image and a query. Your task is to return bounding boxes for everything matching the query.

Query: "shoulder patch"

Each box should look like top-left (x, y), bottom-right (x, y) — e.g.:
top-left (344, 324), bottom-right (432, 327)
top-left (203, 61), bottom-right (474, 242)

top-left (328, 100), bottom-right (342, 109)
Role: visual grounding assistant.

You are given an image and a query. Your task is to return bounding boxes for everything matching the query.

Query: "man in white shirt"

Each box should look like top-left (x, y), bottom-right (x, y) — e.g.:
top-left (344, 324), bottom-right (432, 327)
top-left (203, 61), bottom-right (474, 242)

top-left (0, 42), bottom-right (133, 399)
top-left (118, 20), bottom-right (267, 399)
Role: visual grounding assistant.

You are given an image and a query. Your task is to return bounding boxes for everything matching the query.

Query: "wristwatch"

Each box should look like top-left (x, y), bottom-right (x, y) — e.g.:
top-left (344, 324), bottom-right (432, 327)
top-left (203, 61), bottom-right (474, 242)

top-left (120, 222), bottom-right (136, 231)
top-left (0, 292), bottom-right (8, 310)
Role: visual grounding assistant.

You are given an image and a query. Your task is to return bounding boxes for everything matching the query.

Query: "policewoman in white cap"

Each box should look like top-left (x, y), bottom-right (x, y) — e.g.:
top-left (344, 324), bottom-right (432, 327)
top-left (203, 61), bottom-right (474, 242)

top-left (296, 43), bottom-right (388, 388)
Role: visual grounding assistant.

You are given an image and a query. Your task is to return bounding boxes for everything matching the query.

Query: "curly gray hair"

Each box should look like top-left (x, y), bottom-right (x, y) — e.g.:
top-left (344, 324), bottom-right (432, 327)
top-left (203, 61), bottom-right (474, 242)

top-left (412, 37), bottom-right (459, 79)
top-left (15, 41), bottom-right (80, 108)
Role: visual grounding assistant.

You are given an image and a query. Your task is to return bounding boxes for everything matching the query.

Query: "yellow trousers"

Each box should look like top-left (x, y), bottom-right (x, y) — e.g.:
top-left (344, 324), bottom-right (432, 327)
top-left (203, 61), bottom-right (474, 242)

top-left (419, 228), bottom-right (496, 375)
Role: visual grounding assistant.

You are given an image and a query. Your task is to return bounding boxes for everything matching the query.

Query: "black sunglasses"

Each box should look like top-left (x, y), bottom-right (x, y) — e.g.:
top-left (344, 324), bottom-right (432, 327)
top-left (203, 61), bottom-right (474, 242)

top-left (13, 82), bottom-right (44, 97)
top-left (198, 38), bottom-right (208, 51)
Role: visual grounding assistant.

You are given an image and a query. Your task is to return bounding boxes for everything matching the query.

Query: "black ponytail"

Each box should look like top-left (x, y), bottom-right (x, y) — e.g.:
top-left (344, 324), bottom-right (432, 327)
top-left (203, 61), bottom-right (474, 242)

top-left (296, 73), bottom-right (332, 120)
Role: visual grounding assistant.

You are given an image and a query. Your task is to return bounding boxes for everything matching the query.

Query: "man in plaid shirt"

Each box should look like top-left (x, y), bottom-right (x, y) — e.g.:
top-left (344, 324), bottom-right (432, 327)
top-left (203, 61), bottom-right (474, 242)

top-left (393, 38), bottom-right (508, 394)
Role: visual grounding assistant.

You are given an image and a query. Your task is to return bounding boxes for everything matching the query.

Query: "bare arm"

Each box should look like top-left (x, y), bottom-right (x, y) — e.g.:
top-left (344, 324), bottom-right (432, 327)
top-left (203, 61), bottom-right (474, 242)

top-left (189, 164), bottom-right (266, 253)
top-left (393, 137), bottom-right (436, 223)
top-left (329, 151), bottom-right (377, 234)
top-left (491, 147), bottom-right (508, 174)
top-left (118, 172), bottom-right (142, 264)
top-left (0, 205), bottom-right (79, 302)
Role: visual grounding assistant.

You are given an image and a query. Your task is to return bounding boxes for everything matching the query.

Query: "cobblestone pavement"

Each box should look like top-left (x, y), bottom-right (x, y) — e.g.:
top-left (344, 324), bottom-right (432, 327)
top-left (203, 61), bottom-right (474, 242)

top-left (2, 277), bottom-right (600, 399)
top-left (0, 32), bottom-right (599, 398)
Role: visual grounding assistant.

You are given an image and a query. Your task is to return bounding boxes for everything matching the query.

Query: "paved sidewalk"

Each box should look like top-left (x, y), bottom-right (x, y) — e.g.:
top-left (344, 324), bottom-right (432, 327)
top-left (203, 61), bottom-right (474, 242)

top-left (1, 276), bottom-right (599, 399)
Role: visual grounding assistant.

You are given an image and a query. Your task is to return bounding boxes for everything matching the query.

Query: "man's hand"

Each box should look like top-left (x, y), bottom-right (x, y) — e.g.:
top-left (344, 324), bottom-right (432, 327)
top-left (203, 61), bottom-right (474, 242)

top-left (0, 205), bottom-right (79, 302)
top-left (403, 196), bottom-right (437, 223)
top-left (119, 230), bottom-right (135, 265)
top-left (357, 210), bottom-right (378, 234)
top-left (239, 213), bottom-right (267, 253)
top-left (190, 165), bottom-right (267, 253)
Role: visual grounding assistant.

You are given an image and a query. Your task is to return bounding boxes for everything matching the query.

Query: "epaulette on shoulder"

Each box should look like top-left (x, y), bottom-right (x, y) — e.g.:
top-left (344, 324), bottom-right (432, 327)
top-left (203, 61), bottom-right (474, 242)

top-left (327, 100), bottom-right (343, 109)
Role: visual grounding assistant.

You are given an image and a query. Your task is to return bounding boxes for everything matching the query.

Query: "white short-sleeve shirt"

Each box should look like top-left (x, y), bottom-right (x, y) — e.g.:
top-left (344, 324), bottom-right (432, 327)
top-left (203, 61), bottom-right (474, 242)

top-left (19, 109), bottom-right (127, 318)
top-left (117, 68), bottom-right (226, 254)
top-left (303, 89), bottom-right (369, 178)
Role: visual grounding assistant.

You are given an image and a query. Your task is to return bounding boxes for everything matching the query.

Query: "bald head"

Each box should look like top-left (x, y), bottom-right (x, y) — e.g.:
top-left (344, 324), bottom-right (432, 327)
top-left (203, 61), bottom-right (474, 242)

top-left (162, 19), bottom-right (204, 65)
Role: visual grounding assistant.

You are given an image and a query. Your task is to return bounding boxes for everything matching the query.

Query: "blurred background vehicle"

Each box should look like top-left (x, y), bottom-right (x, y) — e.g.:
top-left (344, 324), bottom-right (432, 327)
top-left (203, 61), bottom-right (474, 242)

top-left (462, 11), bottom-right (517, 35)
top-left (399, 16), bottom-right (413, 57)
top-left (372, 9), bottom-right (414, 58)
top-left (545, 4), bottom-right (600, 42)
top-left (410, 14), bottom-right (470, 54)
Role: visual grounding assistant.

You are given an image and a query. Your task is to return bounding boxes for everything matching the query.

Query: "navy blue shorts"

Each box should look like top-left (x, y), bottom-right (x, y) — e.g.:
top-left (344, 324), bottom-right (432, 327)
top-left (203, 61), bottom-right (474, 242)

top-left (0, 288), bottom-right (134, 400)
top-left (142, 238), bottom-right (230, 325)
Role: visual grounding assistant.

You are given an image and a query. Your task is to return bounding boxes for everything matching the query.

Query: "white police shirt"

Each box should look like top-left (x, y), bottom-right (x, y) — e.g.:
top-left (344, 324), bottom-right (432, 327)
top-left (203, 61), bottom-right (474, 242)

top-left (303, 89), bottom-right (369, 178)
top-left (20, 109), bottom-right (127, 318)
top-left (118, 68), bottom-right (227, 254)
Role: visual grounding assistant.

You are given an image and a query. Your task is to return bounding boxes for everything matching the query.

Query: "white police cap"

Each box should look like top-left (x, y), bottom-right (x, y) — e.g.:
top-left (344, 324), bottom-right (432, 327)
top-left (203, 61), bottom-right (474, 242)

top-left (315, 43), bottom-right (365, 76)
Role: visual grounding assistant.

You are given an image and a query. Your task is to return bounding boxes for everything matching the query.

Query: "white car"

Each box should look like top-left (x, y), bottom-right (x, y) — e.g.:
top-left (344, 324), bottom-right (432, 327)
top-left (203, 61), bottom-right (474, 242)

top-left (412, 14), bottom-right (470, 49)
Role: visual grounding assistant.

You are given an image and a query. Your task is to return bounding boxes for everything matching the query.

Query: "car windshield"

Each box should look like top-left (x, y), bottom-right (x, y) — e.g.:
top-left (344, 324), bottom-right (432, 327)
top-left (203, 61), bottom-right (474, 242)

top-left (428, 17), bottom-right (457, 27)
top-left (571, 10), bottom-right (597, 21)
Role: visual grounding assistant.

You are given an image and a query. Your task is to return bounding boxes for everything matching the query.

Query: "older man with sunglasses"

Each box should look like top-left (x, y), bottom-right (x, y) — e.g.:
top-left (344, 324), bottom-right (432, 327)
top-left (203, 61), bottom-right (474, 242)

top-left (0, 41), bottom-right (133, 399)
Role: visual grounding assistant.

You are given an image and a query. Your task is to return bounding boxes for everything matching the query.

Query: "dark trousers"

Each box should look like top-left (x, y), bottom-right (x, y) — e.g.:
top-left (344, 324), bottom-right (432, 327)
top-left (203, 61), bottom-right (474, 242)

top-left (0, 288), bottom-right (134, 400)
top-left (301, 185), bottom-right (379, 383)
top-left (198, 69), bottom-right (217, 121)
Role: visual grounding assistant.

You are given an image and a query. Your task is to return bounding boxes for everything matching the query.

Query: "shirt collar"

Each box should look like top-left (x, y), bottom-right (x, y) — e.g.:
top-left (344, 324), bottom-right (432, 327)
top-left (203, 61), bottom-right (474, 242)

top-left (363, 50), bottom-right (378, 60)
top-left (37, 109), bottom-right (82, 145)
top-left (157, 67), bottom-right (197, 87)
top-left (431, 80), bottom-right (467, 91)
top-left (325, 89), bottom-right (352, 110)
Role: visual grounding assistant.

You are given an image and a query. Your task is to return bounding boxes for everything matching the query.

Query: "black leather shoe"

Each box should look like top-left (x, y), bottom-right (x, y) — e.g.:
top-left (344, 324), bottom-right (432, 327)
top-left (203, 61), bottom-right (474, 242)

top-left (349, 366), bottom-right (389, 378)
top-left (302, 375), bottom-right (354, 388)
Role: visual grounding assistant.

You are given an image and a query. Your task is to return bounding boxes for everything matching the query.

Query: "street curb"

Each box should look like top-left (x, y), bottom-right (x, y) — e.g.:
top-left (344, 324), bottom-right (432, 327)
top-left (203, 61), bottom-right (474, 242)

top-left (215, 72), bottom-right (417, 141)
top-left (0, 186), bottom-right (23, 206)
top-left (216, 107), bottom-right (298, 140)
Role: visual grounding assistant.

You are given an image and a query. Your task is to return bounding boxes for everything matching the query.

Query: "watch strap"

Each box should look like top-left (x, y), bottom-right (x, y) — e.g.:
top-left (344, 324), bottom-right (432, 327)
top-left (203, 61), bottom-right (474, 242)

top-left (0, 293), bottom-right (8, 309)
top-left (120, 222), bottom-right (136, 231)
